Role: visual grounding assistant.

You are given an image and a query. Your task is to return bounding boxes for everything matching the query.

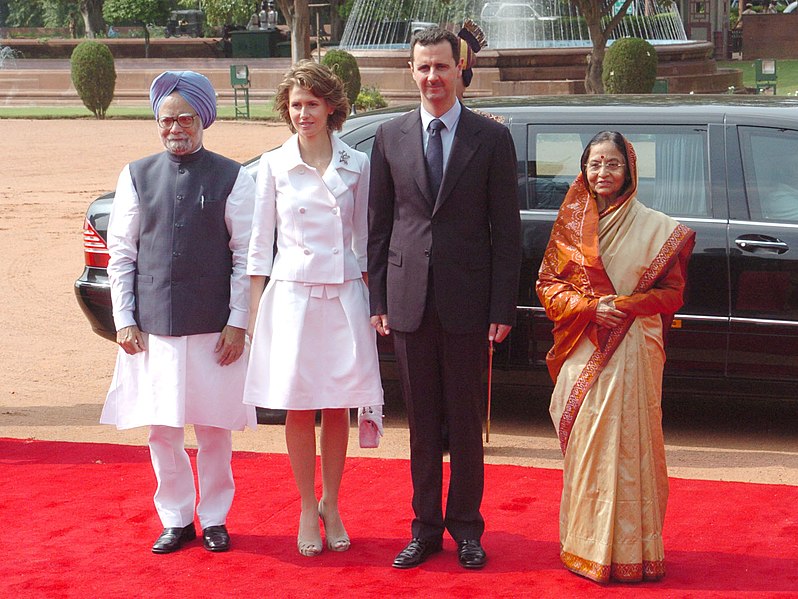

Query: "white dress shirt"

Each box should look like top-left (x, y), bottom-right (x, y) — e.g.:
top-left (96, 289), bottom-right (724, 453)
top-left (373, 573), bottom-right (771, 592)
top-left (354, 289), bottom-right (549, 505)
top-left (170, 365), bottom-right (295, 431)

top-left (420, 101), bottom-right (462, 173)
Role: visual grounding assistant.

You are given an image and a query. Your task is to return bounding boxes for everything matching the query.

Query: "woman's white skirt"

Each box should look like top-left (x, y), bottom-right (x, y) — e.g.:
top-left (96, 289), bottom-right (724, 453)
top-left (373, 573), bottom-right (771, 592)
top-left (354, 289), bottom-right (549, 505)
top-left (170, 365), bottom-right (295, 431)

top-left (101, 332), bottom-right (257, 431)
top-left (243, 278), bottom-right (384, 410)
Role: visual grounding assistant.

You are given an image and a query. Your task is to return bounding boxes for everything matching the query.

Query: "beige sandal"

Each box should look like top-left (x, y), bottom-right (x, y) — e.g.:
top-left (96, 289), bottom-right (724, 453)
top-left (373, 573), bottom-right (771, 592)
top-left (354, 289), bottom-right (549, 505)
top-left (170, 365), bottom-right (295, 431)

top-left (297, 507), bottom-right (322, 557)
top-left (318, 500), bottom-right (350, 552)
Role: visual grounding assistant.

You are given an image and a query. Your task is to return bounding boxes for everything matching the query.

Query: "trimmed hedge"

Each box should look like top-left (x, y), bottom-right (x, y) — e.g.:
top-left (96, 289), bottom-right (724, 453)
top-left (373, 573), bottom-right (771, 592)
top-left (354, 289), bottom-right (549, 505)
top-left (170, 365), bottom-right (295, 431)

top-left (602, 37), bottom-right (658, 94)
top-left (70, 41), bottom-right (116, 118)
top-left (321, 49), bottom-right (361, 107)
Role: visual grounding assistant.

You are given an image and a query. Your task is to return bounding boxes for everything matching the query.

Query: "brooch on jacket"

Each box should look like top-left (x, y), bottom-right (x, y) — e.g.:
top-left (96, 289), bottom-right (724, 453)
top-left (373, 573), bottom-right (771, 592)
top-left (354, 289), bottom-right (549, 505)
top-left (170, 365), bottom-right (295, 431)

top-left (338, 150), bottom-right (350, 165)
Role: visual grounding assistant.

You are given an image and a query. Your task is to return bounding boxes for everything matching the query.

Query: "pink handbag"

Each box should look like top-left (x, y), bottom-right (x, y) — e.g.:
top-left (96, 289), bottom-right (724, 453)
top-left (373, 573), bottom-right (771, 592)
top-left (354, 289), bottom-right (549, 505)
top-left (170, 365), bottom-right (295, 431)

top-left (357, 405), bottom-right (383, 448)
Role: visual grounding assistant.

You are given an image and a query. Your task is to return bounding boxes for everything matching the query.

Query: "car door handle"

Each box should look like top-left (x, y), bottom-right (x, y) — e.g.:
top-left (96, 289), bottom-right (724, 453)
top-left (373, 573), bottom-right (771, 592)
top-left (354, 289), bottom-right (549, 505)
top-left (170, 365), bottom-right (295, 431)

top-left (734, 234), bottom-right (789, 254)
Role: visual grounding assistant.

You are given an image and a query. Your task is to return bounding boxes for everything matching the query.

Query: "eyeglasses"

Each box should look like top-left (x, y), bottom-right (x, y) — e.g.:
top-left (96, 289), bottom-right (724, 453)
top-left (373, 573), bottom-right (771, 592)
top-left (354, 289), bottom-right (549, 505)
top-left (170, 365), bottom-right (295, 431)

top-left (157, 113), bottom-right (197, 129)
top-left (586, 160), bottom-right (625, 174)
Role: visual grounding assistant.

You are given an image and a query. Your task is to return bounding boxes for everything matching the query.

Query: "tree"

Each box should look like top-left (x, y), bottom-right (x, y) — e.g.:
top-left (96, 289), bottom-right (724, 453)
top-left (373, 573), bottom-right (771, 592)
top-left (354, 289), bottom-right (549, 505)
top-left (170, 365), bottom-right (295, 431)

top-left (71, 39), bottom-right (116, 118)
top-left (570, 0), bottom-right (634, 94)
top-left (5, 0), bottom-right (45, 27)
top-left (103, 0), bottom-right (169, 57)
top-left (180, 0), bottom-right (252, 28)
top-left (79, 0), bottom-right (105, 38)
top-left (328, 0), bottom-right (344, 43)
top-left (0, 0), bottom-right (10, 28)
top-left (275, 0), bottom-right (311, 61)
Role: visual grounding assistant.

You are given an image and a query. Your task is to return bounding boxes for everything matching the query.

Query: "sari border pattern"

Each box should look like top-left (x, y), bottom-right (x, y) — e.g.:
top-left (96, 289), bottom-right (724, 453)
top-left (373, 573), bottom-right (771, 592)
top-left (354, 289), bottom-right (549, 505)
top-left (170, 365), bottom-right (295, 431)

top-left (557, 223), bottom-right (694, 455)
top-left (561, 551), bottom-right (666, 584)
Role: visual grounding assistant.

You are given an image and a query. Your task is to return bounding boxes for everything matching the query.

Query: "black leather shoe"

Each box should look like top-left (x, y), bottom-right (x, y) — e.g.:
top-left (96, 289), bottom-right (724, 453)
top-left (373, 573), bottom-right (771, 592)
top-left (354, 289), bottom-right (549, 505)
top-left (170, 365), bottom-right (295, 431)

top-left (152, 524), bottom-right (196, 554)
top-left (203, 525), bottom-right (231, 552)
top-left (392, 538), bottom-right (443, 569)
top-left (457, 539), bottom-right (487, 569)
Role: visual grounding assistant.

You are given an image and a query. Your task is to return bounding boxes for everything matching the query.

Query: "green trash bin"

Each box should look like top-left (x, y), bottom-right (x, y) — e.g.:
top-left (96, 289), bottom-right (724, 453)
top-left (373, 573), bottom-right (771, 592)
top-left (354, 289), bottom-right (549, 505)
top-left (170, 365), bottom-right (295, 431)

top-left (230, 30), bottom-right (279, 58)
top-left (276, 41), bottom-right (291, 58)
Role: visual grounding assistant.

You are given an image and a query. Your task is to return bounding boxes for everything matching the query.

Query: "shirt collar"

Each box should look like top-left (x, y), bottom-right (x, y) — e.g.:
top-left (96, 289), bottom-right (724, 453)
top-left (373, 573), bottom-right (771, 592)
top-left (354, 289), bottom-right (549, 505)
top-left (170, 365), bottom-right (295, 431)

top-left (420, 101), bottom-right (461, 134)
top-left (282, 133), bottom-right (358, 173)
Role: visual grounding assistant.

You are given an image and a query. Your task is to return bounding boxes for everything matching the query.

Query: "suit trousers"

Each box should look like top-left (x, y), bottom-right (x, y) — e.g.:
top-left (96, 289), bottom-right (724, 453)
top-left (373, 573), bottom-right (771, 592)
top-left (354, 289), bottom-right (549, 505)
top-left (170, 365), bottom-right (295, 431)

top-left (148, 424), bottom-right (235, 529)
top-left (393, 287), bottom-right (487, 542)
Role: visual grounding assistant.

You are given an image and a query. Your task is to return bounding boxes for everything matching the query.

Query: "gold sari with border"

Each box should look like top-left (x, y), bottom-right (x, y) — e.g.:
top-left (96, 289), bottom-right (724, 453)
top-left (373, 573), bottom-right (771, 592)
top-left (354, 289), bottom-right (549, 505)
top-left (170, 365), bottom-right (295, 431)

top-left (536, 140), bottom-right (695, 583)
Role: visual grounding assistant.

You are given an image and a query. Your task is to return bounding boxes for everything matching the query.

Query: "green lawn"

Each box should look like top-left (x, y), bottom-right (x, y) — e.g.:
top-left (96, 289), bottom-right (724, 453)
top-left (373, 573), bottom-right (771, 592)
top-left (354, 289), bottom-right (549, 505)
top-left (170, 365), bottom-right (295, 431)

top-left (717, 58), bottom-right (798, 96)
top-left (0, 104), bottom-right (280, 120)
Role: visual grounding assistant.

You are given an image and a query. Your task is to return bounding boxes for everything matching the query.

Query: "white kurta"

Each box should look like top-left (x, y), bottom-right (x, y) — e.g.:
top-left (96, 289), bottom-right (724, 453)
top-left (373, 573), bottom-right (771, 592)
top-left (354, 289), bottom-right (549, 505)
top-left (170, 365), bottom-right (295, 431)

top-left (243, 135), bottom-right (384, 411)
top-left (100, 158), bottom-right (257, 431)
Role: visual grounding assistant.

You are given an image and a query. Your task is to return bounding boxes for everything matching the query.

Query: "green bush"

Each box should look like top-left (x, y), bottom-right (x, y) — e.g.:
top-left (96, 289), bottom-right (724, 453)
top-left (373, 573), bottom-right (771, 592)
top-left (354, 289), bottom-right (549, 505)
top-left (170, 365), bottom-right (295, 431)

top-left (355, 85), bottom-right (387, 112)
top-left (70, 41), bottom-right (116, 118)
top-left (321, 49), bottom-right (361, 107)
top-left (602, 37), bottom-right (658, 94)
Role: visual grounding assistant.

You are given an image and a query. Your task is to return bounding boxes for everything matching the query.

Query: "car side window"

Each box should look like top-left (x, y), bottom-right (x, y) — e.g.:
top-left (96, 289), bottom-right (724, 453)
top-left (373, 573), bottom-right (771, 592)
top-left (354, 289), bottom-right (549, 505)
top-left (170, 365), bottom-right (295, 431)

top-left (739, 126), bottom-right (798, 223)
top-left (524, 125), bottom-right (710, 218)
top-left (352, 136), bottom-right (375, 156)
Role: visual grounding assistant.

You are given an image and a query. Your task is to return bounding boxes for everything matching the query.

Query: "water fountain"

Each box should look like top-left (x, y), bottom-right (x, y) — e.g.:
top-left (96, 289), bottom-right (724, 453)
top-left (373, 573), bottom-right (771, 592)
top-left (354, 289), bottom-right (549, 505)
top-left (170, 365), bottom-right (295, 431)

top-left (340, 0), bottom-right (688, 50)
top-left (0, 46), bottom-right (19, 69)
top-left (338, 0), bottom-right (739, 96)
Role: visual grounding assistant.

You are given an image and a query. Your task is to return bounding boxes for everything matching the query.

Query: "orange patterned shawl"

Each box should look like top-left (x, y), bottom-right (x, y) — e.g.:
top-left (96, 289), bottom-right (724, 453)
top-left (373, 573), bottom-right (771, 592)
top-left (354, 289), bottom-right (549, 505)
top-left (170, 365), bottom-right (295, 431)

top-left (536, 138), bottom-right (695, 387)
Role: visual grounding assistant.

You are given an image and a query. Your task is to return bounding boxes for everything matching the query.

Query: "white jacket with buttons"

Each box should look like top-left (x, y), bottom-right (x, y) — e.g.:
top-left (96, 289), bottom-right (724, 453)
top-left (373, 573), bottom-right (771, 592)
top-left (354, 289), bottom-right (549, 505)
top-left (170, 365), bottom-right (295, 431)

top-left (247, 134), bottom-right (369, 284)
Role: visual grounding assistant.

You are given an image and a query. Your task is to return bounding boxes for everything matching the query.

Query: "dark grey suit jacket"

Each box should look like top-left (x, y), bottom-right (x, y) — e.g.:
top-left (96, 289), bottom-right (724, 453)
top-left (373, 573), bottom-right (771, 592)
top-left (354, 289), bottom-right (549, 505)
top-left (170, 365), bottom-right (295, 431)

top-left (367, 105), bottom-right (521, 334)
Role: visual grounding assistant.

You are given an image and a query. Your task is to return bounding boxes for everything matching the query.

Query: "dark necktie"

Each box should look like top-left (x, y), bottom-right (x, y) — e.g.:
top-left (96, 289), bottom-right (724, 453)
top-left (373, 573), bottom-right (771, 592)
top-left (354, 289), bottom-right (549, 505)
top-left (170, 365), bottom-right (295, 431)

top-left (426, 118), bottom-right (444, 197)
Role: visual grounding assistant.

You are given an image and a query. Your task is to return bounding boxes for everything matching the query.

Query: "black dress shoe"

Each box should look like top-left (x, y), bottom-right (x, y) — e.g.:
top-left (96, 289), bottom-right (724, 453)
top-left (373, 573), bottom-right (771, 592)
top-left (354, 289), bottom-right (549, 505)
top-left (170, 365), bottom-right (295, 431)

top-left (457, 539), bottom-right (487, 569)
top-left (202, 525), bottom-right (230, 552)
top-left (152, 523), bottom-right (196, 554)
top-left (392, 538), bottom-right (443, 569)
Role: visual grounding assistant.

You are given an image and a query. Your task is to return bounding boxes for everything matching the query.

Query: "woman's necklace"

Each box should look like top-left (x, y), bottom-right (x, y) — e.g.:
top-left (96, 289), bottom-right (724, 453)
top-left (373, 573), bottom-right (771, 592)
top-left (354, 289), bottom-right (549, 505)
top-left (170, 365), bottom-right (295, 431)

top-left (305, 155), bottom-right (331, 171)
top-left (300, 137), bottom-right (332, 172)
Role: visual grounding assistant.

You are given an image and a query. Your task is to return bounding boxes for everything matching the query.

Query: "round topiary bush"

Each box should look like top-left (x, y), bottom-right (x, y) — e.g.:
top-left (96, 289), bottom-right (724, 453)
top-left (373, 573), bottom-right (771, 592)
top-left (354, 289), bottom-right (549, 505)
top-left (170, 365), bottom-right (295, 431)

top-left (322, 49), bottom-right (361, 108)
top-left (602, 37), bottom-right (658, 94)
top-left (71, 41), bottom-right (116, 119)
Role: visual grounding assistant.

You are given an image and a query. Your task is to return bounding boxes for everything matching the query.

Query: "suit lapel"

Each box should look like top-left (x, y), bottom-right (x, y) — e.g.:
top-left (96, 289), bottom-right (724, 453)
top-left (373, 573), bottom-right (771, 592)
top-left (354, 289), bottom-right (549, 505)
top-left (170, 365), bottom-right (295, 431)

top-left (434, 107), bottom-right (483, 215)
top-left (401, 108), bottom-right (436, 208)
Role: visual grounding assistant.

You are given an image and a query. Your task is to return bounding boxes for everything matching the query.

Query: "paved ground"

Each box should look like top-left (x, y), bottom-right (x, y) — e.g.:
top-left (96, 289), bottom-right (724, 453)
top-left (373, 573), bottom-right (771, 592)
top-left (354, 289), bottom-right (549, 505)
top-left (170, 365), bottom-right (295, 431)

top-left (1, 118), bottom-right (797, 485)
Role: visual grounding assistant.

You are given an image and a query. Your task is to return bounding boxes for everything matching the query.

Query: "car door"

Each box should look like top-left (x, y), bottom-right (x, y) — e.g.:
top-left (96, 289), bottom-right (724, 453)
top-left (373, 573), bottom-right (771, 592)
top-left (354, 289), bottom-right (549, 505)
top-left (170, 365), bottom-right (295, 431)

top-left (727, 124), bottom-right (798, 390)
top-left (520, 122), bottom-right (729, 385)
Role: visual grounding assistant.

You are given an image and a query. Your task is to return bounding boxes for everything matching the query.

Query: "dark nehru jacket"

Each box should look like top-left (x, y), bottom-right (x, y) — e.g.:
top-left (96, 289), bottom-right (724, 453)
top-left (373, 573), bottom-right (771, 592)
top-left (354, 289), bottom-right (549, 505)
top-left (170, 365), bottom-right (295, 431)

top-left (129, 148), bottom-right (242, 336)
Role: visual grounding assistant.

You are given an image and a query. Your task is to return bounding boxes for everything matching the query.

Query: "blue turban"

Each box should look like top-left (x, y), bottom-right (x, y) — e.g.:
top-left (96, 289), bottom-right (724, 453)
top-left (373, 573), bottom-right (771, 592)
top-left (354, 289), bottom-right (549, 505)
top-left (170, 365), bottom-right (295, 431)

top-left (149, 71), bottom-right (217, 129)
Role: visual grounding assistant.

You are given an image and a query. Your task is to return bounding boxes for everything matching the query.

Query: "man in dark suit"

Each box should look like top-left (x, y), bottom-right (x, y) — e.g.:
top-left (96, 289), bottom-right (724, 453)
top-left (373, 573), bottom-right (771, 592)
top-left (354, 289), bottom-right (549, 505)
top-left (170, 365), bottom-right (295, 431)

top-left (367, 27), bottom-right (521, 570)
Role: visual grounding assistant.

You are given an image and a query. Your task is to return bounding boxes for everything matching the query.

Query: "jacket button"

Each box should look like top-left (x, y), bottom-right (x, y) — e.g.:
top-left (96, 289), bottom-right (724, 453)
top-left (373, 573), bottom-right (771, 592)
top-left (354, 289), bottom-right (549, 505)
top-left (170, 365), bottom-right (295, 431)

top-left (176, 194), bottom-right (183, 201)
top-left (304, 248), bottom-right (311, 255)
top-left (424, 249), bottom-right (431, 257)
top-left (332, 248), bottom-right (339, 254)
top-left (332, 207), bottom-right (339, 215)
top-left (178, 168), bottom-right (185, 174)
top-left (299, 207), bottom-right (306, 213)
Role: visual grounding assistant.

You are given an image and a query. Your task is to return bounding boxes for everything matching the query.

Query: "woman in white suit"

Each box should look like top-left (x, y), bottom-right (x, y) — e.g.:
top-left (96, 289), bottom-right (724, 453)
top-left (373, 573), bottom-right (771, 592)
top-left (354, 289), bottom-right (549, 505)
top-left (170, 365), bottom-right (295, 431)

top-left (243, 61), bottom-right (383, 556)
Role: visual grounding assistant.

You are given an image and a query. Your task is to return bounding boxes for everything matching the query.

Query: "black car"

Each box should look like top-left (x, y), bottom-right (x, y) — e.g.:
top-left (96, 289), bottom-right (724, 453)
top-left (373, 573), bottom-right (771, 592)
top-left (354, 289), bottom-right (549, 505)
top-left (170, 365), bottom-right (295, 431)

top-left (76, 95), bottom-right (798, 400)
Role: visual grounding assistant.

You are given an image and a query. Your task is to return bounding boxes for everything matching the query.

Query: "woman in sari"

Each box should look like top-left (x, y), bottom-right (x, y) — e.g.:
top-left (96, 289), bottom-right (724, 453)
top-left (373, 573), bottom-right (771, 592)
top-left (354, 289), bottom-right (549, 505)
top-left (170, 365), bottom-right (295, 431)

top-left (536, 131), bottom-right (695, 583)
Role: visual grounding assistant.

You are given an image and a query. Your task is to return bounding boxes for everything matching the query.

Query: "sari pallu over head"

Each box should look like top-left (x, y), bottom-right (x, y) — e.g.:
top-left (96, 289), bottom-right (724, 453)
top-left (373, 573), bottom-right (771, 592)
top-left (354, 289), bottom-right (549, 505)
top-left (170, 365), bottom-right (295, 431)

top-left (535, 135), bottom-right (695, 453)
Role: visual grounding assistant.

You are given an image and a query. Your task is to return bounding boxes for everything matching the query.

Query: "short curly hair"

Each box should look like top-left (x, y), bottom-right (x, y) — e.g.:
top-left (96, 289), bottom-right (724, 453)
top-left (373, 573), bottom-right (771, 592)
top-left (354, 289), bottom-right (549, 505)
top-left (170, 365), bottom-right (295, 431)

top-left (273, 60), bottom-right (350, 133)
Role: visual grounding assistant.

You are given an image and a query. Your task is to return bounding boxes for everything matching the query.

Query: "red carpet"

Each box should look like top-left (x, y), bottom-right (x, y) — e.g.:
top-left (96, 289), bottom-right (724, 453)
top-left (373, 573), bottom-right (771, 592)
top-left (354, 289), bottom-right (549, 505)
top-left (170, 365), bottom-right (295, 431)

top-left (2, 437), bottom-right (797, 598)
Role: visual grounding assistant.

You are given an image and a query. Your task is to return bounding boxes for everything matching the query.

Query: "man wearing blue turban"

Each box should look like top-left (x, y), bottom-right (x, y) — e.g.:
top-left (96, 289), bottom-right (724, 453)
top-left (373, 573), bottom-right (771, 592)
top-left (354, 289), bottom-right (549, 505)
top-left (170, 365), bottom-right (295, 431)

top-left (149, 70), bottom-right (218, 129)
top-left (101, 70), bottom-right (257, 555)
